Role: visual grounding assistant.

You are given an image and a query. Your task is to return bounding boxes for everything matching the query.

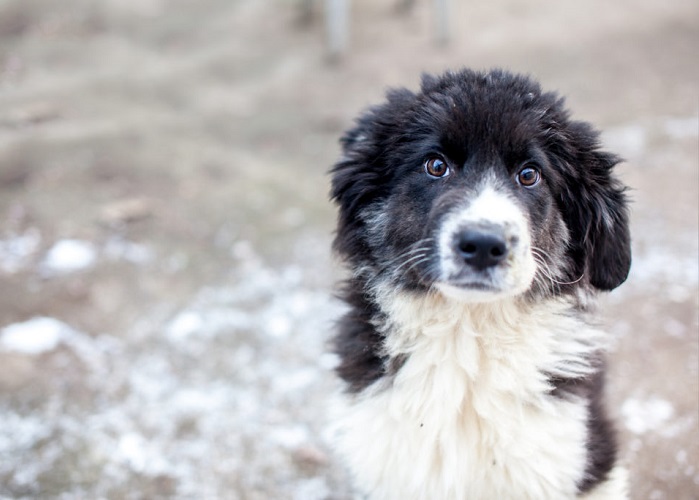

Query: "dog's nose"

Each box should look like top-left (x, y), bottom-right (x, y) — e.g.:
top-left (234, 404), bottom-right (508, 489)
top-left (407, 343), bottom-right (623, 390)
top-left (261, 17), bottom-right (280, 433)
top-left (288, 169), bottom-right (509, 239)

top-left (456, 230), bottom-right (508, 270)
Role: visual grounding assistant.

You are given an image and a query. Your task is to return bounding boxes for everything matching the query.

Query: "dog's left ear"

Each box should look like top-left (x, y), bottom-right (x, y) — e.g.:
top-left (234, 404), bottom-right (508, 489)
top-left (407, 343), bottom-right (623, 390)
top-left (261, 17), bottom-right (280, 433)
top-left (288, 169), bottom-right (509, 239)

top-left (555, 123), bottom-right (631, 291)
top-left (582, 173), bottom-right (631, 291)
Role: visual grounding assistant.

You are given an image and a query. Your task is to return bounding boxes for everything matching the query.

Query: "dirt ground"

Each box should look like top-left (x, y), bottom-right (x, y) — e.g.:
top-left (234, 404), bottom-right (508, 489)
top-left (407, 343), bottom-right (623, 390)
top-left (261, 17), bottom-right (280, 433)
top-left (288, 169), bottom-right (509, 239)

top-left (0, 0), bottom-right (697, 498)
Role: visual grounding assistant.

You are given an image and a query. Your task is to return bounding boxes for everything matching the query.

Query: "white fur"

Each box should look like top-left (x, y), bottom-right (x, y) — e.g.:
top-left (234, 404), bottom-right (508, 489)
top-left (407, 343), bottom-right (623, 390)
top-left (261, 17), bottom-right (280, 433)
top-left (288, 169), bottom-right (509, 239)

top-left (335, 289), bottom-right (627, 499)
top-left (580, 466), bottom-right (629, 500)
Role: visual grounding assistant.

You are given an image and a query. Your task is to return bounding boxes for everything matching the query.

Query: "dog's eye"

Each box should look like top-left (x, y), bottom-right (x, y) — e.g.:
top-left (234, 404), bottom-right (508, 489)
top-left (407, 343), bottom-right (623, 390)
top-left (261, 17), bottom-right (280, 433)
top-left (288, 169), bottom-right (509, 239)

top-left (425, 157), bottom-right (449, 178)
top-left (516, 165), bottom-right (541, 187)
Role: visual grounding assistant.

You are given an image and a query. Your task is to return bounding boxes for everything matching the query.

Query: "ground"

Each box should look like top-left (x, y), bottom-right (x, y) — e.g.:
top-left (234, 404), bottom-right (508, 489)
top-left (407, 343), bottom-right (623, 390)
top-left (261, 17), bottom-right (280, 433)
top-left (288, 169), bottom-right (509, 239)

top-left (0, 0), bottom-right (697, 498)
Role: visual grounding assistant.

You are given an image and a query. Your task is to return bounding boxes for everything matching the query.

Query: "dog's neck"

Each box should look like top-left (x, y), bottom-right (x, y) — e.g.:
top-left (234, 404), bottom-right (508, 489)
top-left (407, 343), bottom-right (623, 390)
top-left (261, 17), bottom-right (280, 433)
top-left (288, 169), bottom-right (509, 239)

top-left (371, 288), bottom-right (606, 397)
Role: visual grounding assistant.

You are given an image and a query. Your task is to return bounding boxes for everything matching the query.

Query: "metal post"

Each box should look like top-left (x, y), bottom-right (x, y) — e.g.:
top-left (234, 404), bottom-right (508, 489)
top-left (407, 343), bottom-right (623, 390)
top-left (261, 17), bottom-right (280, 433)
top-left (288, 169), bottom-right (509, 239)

top-left (326, 0), bottom-right (349, 60)
top-left (433, 0), bottom-right (451, 45)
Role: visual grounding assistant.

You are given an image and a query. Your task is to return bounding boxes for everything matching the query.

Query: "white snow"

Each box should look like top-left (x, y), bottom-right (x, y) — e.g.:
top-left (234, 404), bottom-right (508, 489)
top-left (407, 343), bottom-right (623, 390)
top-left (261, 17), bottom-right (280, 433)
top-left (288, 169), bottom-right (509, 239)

top-left (166, 311), bottom-right (205, 341)
top-left (272, 425), bottom-right (310, 449)
top-left (116, 432), bottom-right (172, 476)
top-left (41, 239), bottom-right (97, 274)
top-left (104, 238), bottom-right (155, 264)
top-left (292, 477), bottom-right (331, 500)
top-left (0, 243), bottom-right (348, 497)
top-left (266, 314), bottom-right (292, 338)
top-left (621, 396), bottom-right (675, 434)
top-left (630, 249), bottom-right (699, 289)
top-left (0, 316), bottom-right (77, 354)
top-left (0, 229), bottom-right (41, 274)
top-left (5, 218), bottom-right (693, 497)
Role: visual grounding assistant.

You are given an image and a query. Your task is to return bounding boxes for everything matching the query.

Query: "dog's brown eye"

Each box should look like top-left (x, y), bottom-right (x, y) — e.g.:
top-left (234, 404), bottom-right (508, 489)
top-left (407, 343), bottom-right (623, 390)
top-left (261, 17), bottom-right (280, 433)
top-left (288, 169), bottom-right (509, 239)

top-left (425, 157), bottom-right (449, 178)
top-left (517, 165), bottom-right (541, 187)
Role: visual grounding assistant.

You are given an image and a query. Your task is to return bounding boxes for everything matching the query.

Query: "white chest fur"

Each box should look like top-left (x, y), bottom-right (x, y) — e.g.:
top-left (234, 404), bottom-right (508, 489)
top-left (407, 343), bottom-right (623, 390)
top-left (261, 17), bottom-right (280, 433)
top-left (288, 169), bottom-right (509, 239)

top-left (335, 292), bottom-right (611, 500)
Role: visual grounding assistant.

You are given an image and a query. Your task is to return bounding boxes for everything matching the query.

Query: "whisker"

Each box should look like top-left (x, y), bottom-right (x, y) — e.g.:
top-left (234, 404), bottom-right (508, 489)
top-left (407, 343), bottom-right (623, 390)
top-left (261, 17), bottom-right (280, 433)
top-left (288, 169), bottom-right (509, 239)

top-left (552, 274), bottom-right (584, 286)
top-left (533, 257), bottom-right (558, 284)
top-left (377, 238), bottom-right (436, 280)
top-left (382, 249), bottom-right (429, 270)
top-left (532, 255), bottom-right (560, 293)
top-left (381, 238), bottom-right (435, 267)
top-left (393, 252), bottom-right (428, 274)
top-left (417, 261), bottom-right (442, 289)
top-left (531, 248), bottom-right (584, 286)
top-left (403, 256), bottom-right (432, 276)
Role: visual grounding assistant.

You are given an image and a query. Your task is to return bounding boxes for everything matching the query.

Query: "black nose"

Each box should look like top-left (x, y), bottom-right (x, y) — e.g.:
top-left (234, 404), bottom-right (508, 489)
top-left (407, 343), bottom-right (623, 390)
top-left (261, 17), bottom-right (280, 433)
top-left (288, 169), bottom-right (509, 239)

top-left (456, 230), bottom-right (508, 270)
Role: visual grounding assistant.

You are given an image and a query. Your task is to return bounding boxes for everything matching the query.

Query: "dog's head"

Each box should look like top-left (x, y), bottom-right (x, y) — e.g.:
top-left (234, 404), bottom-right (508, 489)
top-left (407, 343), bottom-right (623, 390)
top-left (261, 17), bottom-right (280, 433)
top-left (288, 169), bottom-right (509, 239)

top-left (331, 69), bottom-right (630, 302)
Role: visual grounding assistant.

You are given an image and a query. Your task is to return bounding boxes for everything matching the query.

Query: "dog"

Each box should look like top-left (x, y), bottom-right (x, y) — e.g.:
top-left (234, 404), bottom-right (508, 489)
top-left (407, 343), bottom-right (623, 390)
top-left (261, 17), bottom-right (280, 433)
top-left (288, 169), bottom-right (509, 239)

top-left (329, 69), bottom-right (631, 499)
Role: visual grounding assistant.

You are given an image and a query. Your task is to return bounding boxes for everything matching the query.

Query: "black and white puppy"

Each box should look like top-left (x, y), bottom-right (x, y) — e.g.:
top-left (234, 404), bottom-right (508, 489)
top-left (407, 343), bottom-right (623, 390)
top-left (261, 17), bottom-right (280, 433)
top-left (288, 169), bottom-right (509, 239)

top-left (330, 69), bottom-right (631, 499)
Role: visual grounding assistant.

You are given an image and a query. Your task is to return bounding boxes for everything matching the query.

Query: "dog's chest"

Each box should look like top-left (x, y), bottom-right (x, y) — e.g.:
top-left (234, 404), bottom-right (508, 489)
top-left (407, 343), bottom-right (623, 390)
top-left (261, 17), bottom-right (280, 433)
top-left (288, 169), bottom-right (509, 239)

top-left (337, 297), bottom-right (595, 500)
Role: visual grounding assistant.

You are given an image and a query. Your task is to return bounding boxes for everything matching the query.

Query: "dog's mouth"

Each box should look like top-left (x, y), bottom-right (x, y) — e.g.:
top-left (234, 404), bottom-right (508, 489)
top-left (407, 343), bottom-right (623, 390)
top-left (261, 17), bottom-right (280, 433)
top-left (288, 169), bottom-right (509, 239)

top-left (435, 276), bottom-right (507, 302)
top-left (434, 238), bottom-right (513, 293)
top-left (443, 279), bottom-right (499, 292)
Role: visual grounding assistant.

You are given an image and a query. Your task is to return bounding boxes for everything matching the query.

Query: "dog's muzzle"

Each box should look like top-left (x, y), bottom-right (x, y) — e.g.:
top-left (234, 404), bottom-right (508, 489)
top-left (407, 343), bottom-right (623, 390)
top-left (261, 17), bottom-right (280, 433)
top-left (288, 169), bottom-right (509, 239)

top-left (436, 184), bottom-right (535, 300)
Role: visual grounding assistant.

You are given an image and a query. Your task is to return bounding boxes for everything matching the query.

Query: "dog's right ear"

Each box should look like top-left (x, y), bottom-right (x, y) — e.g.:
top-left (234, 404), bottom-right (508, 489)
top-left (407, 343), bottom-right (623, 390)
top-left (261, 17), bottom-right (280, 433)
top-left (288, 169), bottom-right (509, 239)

top-left (330, 88), bottom-right (415, 258)
top-left (336, 87), bottom-right (416, 161)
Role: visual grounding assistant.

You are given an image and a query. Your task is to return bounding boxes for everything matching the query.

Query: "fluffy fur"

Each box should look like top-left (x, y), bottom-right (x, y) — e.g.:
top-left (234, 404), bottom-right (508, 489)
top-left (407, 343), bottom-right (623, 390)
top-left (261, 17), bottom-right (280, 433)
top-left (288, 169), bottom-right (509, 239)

top-left (330, 68), bottom-right (631, 499)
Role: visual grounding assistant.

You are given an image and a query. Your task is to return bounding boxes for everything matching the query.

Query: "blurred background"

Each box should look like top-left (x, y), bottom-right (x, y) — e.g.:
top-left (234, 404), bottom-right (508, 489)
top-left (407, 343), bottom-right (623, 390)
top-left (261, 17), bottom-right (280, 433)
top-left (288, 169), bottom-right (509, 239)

top-left (0, 0), bottom-right (696, 498)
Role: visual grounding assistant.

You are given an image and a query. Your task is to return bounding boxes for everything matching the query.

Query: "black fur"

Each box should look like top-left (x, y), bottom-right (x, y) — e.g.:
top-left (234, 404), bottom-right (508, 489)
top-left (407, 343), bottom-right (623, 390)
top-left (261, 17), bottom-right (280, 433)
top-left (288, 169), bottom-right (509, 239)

top-left (333, 277), bottom-right (388, 393)
top-left (549, 368), bottom-right (619, 493)
top-left (330, 68), bottom-right (630, 495)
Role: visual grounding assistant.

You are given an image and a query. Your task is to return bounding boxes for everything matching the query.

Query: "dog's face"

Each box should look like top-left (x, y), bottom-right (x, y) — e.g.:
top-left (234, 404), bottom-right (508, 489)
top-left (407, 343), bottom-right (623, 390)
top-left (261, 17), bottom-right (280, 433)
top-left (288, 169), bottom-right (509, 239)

top-left (331, 70), bottom-right (631, 302)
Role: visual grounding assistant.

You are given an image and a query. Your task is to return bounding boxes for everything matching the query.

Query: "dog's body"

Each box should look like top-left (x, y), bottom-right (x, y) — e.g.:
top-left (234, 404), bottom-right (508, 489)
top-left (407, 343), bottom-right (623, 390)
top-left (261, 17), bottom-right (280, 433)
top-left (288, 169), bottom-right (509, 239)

top-left (330, 69), bottom-right (631, 499)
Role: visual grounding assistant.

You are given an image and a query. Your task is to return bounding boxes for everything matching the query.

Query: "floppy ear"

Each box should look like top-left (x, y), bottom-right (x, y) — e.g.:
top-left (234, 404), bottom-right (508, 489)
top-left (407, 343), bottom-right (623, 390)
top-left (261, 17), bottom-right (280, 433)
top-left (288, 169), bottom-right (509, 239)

top-left (330, 88), bottom-right (416, 260)
top-left (555, 123), bottom-right (631, 291)
top-left (580, 173), bottom-right (631, 290)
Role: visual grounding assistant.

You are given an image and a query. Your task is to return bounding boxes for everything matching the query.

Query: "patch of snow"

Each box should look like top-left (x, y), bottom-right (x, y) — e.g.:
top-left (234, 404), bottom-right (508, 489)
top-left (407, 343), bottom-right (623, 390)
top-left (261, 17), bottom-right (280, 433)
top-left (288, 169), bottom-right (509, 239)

top-left (0, 411), bottom-right (63, 492)
top-left (117, 432), bottom-right (149, 471)
top-left (630, 250), bottom-right (699, 288)
top-left (0, 237), bottom-right (350, 498)
top-left (170, 387), bottom-right (229, 415)
top-left (117, 432), bottom-right (172, 476)
top-left (318, 352), bottom-right (340, 370)
top-left (231, 239), bottom-right (257, 261)
top-left (0, 412), bottom-right (51, 457)
top-left (273, 368), bottom-right (319, 393)
top-left (613, 224), bottom-right (699, 303)
top-left (621, 396), bottom-right (675, 434)
top-left (104, 238), bottom-right (155, 265)
top-left (41, 239), bottom-right (97, 275)
top-left (166, 311), bottom-right (205, 341)
top-left (271, 425), bottom-right (310, 449)
top-left (0, 316), bottom-right (75, 354)
top-left (0, 228), bottom-right (41, 273)
top-left (0, 317), bottom-right (119, 395)
top-left (165, 307), bottom-right (252, 342)
top-left (292, 477), bottom-right (331, 500)
top-left (266, 314), bottom-right (292, 338)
